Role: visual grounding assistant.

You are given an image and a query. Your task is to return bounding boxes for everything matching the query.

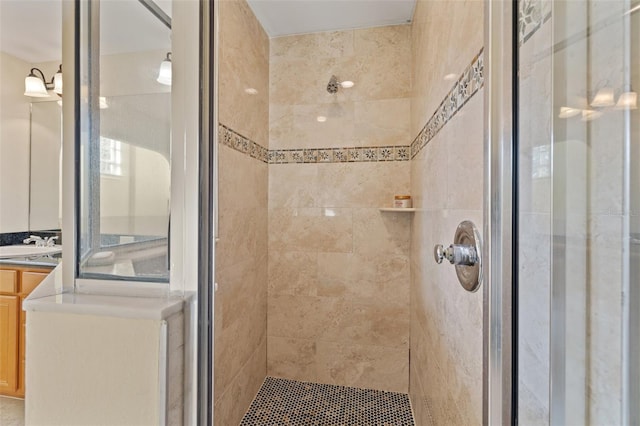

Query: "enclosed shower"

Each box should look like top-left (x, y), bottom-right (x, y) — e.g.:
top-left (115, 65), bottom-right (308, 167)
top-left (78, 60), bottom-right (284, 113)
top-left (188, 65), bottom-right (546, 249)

top-left (213, 0), bottom-right (639, 424)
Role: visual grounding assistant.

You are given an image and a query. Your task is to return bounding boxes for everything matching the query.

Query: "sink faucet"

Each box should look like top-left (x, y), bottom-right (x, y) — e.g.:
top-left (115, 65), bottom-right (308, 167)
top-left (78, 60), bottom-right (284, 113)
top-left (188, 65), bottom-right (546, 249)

top-left (23, 235), bottom-right (45, 247)
top-left (44, 236), bottom-right (59, 247)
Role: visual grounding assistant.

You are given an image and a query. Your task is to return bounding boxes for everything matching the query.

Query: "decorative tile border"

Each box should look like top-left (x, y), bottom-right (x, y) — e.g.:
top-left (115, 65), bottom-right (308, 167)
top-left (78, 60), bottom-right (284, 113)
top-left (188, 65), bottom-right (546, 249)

top-left (519, 0), bottom-right (552, 46)
top-left (268, 145), bottom-right (410, 164)
top-left (219, 124), bottom-right (410, 164)
top-left (218, 124), bottom-right (269, 163)
top-left (410, 48), bottom-right (484, 159)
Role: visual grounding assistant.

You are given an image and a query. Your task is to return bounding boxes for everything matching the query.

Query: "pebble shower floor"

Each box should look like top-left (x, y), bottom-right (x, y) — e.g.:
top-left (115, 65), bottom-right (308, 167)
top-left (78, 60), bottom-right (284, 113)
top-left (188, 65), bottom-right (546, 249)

top-left (240, 377), bottom-right (415, 426)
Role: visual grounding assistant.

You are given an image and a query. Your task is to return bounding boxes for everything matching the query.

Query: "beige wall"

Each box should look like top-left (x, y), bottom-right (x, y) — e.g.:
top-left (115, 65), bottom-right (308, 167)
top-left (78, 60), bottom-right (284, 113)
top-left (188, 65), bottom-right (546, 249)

top-left (267, 26), bottom-right (411, 393)
top-left (214, 0), bottom-right (269, 425)
top-left (409, 1), bottom-right (484, 425)
top-left (0, 51), bottom-right (31, 233)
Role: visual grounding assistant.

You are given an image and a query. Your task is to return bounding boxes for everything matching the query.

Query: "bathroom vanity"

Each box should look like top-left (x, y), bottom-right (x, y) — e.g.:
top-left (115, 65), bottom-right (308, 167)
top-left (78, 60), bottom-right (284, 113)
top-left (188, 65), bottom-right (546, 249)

top-left (0, 261), bottom-right (54, 398)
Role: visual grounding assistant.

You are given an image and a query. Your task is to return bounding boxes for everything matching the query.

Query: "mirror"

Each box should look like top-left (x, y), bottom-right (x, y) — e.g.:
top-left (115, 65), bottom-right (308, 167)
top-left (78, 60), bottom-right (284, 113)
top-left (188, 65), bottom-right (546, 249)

top-left (0, 0), bottom-right (63, 238)
top-left (29, 100), bottom-right (62, 232)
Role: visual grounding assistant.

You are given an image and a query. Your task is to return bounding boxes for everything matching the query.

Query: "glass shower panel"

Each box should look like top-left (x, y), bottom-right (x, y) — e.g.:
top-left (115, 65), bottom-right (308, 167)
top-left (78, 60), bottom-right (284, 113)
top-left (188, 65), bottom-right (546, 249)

top-left (78, 0), bottom-right (172, 282)
top-left (517, 0), bottom-right (638, 424)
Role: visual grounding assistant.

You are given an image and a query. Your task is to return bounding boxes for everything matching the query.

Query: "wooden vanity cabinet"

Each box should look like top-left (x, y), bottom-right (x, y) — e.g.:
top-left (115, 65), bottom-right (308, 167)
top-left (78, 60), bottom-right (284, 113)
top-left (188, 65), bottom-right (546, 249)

top-left (0, 266), bottom-right (51, 398)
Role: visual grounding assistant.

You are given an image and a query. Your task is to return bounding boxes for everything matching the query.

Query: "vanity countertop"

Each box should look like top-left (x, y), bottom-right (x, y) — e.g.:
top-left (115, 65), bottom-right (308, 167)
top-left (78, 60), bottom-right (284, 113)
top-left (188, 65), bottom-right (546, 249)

top-left (23, 263), bottom-right (186, 320)
top-left (0, 254), bottom-right (60, 268)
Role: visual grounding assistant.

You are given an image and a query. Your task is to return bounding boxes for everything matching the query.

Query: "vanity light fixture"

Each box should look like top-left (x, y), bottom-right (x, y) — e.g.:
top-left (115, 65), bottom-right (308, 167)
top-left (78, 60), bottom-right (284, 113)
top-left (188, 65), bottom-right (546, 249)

top-left (581, 109), bottom-right (603, 122)
top-left (24, 65), bottom-right (62, 97)
top-left (558, 106), bottom-right (581, 118)
top-left (590, 87), bottom-right (615, 107)
top-left (157, 52), bottom-right (172, 86)
top-left (615, 90), bottom-right (637, 110)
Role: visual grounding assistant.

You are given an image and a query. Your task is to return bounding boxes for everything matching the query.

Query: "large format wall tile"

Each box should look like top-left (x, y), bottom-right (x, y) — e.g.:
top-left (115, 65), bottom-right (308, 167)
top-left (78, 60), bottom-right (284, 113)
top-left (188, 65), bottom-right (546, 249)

top-left (215, 0), bottom-right (269, 424)
top-left (409, 1), bottom-right (484, 424)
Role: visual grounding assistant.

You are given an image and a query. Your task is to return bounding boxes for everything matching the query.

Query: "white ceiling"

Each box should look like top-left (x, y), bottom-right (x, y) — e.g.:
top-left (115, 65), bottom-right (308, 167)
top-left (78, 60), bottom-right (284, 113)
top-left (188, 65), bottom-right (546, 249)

top-left (246, 0), bottom-right (417, 38)
top-left (1, 0), bottom-right (417, 63)
top-left (0, 0), bottom-right (172, 64)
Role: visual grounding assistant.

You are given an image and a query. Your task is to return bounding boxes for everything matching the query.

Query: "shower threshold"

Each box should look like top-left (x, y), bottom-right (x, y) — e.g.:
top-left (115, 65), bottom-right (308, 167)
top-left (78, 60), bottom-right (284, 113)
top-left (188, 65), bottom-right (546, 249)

top-left (240, 376), bottom-right (415, 425)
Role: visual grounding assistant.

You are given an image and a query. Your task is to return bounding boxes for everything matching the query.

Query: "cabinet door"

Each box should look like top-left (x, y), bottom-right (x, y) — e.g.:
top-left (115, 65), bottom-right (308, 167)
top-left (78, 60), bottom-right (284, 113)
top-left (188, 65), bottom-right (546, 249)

top-left (0, 295), bottom-right (18, 394)
top-left (21, 271), bottom-right (49, 295)
top-left (17, 308), bottom-right (26, 396)
top-left (0, 270), bottom-right (17, 293)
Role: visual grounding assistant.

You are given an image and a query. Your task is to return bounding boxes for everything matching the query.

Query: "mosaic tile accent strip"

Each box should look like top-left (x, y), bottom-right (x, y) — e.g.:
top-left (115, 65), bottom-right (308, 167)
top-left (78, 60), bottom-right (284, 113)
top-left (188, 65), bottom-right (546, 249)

top-left (241, 377), bottom-right (415, 426)
top-left (219, 124), bottom-right (269, 163)
top-left (219, 124), bottom-right (410, 164)
top-left (269, 146), bottom-right (410, 164)
top-left (410, 48), bottom-right (484, 159)
top-left (519, 0), bottom-right (552, 45)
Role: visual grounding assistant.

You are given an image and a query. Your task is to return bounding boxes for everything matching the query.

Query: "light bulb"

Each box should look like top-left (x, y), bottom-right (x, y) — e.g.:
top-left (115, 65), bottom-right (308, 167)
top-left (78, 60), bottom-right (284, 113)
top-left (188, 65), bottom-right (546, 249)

top-left (340, 80), bottom-right (354, 89)
top-left (590, 87), bottom-right (615, 107)
top-left (157, 53), bottom-right (172, 86)
top-left (24, 75), bottom-right (48, 97)
top-left (615, 92), bottom-right (637, 110)
top-left (53, 71), bottom-right (63, 95)
top-left (558, 107), bottom-right (581, 119)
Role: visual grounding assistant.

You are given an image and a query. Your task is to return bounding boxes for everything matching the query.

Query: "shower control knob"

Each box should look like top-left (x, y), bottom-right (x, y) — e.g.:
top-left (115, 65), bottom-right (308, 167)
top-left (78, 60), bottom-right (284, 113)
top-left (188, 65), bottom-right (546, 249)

top-left (432, 221), bottom-right (483, 292)
top-left (434, 244), bottom-right (446, 264)
top-left (433, 244), bottom-right (477, 266)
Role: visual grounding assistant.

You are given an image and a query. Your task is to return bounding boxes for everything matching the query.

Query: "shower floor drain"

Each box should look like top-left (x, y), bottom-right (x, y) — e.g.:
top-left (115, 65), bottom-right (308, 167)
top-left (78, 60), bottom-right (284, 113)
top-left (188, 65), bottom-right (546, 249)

top-left (240, 377), bottom-right (415, 426)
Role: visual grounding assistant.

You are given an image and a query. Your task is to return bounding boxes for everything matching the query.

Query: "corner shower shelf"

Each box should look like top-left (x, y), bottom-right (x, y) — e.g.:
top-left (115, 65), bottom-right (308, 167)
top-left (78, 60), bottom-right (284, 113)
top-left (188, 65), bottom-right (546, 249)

top-left (379, 208), bottom-right (416, 212)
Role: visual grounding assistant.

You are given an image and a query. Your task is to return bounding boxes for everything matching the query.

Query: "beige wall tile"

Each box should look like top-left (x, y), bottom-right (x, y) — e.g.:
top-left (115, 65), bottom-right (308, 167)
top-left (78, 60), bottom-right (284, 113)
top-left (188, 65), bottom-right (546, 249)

top-left (267, 24), bottom-right (411, 396)
top-left (267, 337), bottom-right (317, 382)
top-left (214, 338), bottom-right (266, 426)
top-left (268, 294), bottom-right (339, 340)
top-left (329, 299), bottom-right (409, 348)
top-left (269, 164), bottom-right (319, 208)
top-left (268, 250), bottom-right (318, 296)
top-left (270, 25), bottom-right (411, 150)
top-left (215, 260), bottom-right (267, 395)
top-left (316, 341), bottom-right (408, 393)
top-left (354, 98), bottom-right (411, 147)
top-left (316, 162), bottom-right (410, 208)
top-left (446, 93), bottom-right (484, 211)
top-left (271, 31), bottom-right (355, 62)
top-left (268, 207), bottom-right (353, 253)
top-left (409, 0), bottom-right (484, 423)
top-left (216, 0), bottom-right (268, 421)
top-left (410, 0), bottom-right (483, 137)
top-left (216, 205), bottom-right (260, 270)
top-left (219, 0), bottom-right (269, 146)
top-left (354, 25), bottom-right (411, 58)
top-left (353, 208), bottom-right (411, 256)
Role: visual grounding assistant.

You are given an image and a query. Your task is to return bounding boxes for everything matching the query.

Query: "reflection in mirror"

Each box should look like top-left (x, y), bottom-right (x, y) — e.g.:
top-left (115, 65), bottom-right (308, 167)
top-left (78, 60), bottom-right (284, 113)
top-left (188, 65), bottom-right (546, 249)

top-left (30, 100), bottom-right (62, 231)
top-left (79, 0), bottom-right (171, 281)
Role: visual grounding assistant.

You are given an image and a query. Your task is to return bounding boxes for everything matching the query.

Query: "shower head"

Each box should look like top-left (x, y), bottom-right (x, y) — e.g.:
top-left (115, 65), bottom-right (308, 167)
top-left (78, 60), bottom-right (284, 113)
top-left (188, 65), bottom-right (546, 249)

top-left (326, 75), bottom-right (354, 94)
top-left (327, 75), bottom-right (340, 94)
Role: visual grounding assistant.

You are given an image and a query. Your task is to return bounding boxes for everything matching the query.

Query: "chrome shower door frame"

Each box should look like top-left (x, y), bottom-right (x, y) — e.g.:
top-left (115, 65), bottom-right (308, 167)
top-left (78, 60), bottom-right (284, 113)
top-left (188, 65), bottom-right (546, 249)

top-left (483, 0), bottom-right (515, 425)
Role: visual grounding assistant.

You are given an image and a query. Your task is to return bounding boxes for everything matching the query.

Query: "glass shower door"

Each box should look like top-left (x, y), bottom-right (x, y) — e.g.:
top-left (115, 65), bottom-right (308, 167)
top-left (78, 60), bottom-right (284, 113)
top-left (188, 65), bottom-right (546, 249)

top-left (517, 0), bottom-right (639, 424)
